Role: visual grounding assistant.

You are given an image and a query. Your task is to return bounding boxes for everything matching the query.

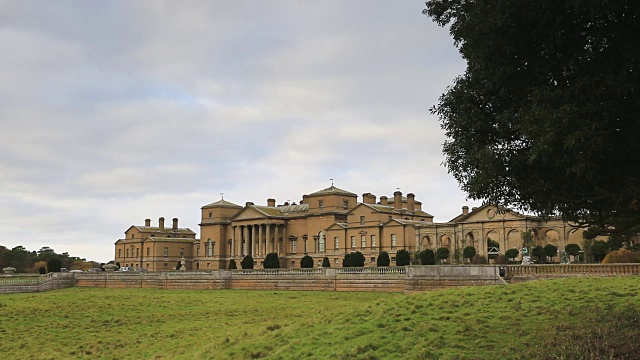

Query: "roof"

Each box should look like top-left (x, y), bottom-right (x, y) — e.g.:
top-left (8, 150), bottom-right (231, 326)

top-left (360, 203), bottom-right (434, 218)
top-left (129, 225), bottom-right (196, 235)
top-left (307, 185), bottom-right (357, 197)
top-left (202, 199), bottom-right (243, 209)
top-left (251, 203), bottom-right (309, 217)
top-left (146, 237), bottom-right (199, 243)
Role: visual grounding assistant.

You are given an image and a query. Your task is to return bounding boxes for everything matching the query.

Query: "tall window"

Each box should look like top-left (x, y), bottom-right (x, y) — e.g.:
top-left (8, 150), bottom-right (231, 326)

top-left (334, 237), bottom-right (340, 251)
top-left (319, 232), bottom-right (325, 253)
top-left (118, 249), bottom-right (122, 258)
top-left (126, 249), bottom-right (129, 258)
top-left (391, 234), bottom-right (397, 249)
top-left (136, 248), bottom-right (139, 257)
top-left (180, 248), bottom-right (184, 257)
top-left (361, 235), bottom-right (366, 249)
top-left (163, 247), bottom-right (168, 258)
top-left (343, 200), bottom-right (349, 209)
top-left (360, 216), bottom-right (365, 225)
top-left (208, 212), bottom-right (212, 218)
top-left (351, 236), bottom-right (356, 249)
top-left (292, 240), bottom-right (297, 254)
top-left (318, 200), bottom-right (324, 209)
top-left (371, 235), bottom-right (376, 249)
top-left (304, 237), bottom-right (308, 253)
top-left (207, 240), bottom-right (213, 257)
top-left (147, 247), bottom-right (150, 256)
top-left (196, 246), bottom-right (200, 257)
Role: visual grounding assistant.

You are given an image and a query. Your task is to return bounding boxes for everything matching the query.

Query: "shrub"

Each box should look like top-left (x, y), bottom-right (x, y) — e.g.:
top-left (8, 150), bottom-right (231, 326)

top-left (470, 255), bottom-right (488, 264)
top-left (505, 248), bottom-right (519, 263)
top-left (591, 240), bottom-right (609, 262)
top-left (241, 255), bottom-right (254, 269)
top-left (419, 249), bottom-right (436, 265)
top-left (532, 245), bottom-right (546, 263)
top-left (395, 249), bottom-right (410, 266)
top-left (342, 252), bottom-right (365, 267)
top-left (602, 249), bottom-right (640, 264)
top-left (322, 257), bottom-right (331, 268)
top-left (435, 247), bottom-right (450, 264)
top-left (263, 253), bottom-right (280, 269)
top-left (377, 251), bottom-right (390, 266)
top-left (565, 243), bottom-right (581, 262)
top-left (544, 244), bottom-right (558, 262)
top-left (176, 261), bottom-right (181, 270)
top-left (228, 259), bottom-right (237, 269)
top-left (463, 246), bottom-right (476, 262)
top-left (46, 257), bottom-right (62, 273)
top-left (493, 254), bottom-right (509, 264)
top-left (38, 266), bottom-right (46, 274)
top-left (300, 255), bottom-right (314, 268)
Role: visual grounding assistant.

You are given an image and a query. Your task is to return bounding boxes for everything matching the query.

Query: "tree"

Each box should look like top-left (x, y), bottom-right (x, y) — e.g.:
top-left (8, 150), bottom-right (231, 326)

top-left (435, 247), bottom-right (450, 264)
top-left (263, 253), bottom-right (280, 269)
top-left (38, 267), bottom-right (46, 274)
top-left (47, 257), bottom-right (62, 273)
top-left (300, 255), bottom-right (314, 269)
top-left (241, 255), bottom-right (254, 269)
top-left (565, 244), bottom-right (581, 262)
top-left (228, 259), bottom-right (237, 269)
top-left (322, 257), bottom-right (331, 268)
top-left (419, 249), bottom-right (436, 265)
top-left (532, 246), bottom-right (546, 264)
top-left (395, 249), bottom-right (411, 266)
top-left (377, 251), bottom-right (391, 266)
top-left (544, 244), bottom-right (558, 263)
top-left (591, 240), bottom-right (609, 263)
top-left (505, 248), bottom-right (520, 263)
top-left (342, 252), bottom-right (365, 267)
top-left (424, 2), bottom-right (640, 237)
top-left (462, 246), bottom-right (476, 263)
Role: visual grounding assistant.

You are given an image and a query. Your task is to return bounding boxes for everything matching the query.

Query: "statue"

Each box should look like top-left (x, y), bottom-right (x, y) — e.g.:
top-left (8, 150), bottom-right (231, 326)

top-left (560, 250), bottom-right (570, 264)
top-left (520, 247), bottom-right (533, 265)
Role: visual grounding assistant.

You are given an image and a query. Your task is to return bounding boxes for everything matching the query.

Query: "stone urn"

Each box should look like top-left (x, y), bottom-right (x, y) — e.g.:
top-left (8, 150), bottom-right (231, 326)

top-left (2, 267), bottom-right (16, 274)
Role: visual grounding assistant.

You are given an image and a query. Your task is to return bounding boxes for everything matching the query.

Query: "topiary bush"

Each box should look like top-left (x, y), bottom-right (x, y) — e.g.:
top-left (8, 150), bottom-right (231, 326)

top-left (505, 248), bottom-right (519, 263)
top-left (419, 249), bottom-right (436, 265)
top-left (322, 257), bottom-right (331, 268)
top-left (228, 259), bottom-right (237, 269)
top-left (241, 255), bottom-right (254, 269)
top-left (395, 249), bottom-right (411, 266)
top-left (565, 243), bottom-right (581, 262)
top-left (436, 247), bottom-right (450, 264)
top-left (263, 253), bottom-right (280, 269)
top-left (38, 266), bottom-right (46, 274)
top-left (463, 246), bottom-right (476, 263)
top-left (544, 244), bottom-right (558, 262)
top-left (342, 252), bottom-right (365, 267)
top-left (532, 245), bottom-right (546, 263)
top-left (377, 251), bottom-right (391, 266)
top-left (602, 249), bottom-right (640, 264)
top-left (300, 255), bottom-right (314, 268)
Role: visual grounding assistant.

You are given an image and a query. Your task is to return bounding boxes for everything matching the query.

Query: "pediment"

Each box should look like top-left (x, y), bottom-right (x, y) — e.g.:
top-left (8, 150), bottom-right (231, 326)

top-left (231, 207), bottom-right (269, 221)
top-left (455, 204), bottom-right (526, 222)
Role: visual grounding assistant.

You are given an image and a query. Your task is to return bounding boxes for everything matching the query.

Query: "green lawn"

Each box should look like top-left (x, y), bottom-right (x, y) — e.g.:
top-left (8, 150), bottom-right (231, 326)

top-left (1, 277), bottom-right (638, 359)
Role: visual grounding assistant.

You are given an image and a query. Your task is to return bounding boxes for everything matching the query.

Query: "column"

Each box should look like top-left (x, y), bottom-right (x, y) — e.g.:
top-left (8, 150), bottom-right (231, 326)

top-left (231, 226), bottom-right (236, 257)
top-left (258, 224), bottom-right (264, 256)
top-left (243, 226), bottom-right (248, 256)
top-left (266, 224), bottom-right (271, 254)
top-left (252, 225), bottom-right (258, 256)
top-left (274, 225), bottom-right (279, 254)
top-left (281, 225), bottom-right (287, 255)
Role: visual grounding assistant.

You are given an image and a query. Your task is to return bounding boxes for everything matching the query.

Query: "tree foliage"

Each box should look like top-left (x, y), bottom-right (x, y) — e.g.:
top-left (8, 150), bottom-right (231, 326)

top-left (342, 252), bottom-right (365, 267)
top-left (565, 243), bottom-right (581, 262)
top-left (462, 246), bottom-right (476, 262)
top-left (424, 1), bottom-right (640, 236)
top-left (419, 249), bottom-right (436, 265)
top-left (532, 246), bottom-right (546, 264)
top-left (300, 255), bottom-right (314, 268)
top-left (435, 247), bottom-right (450, 264)
top-left (395, 249), bottom-right (411, 266)
top-left (322, 257), bottom-right (331, 268)
top-left (544, 244), bottom-right (558, 262)
top-left (505, 248), bottom-right (519, 263)
top-left (46, 257), bottom-right (62, 273)
top-left (263, 253), bottom-right (280, 269)
top-left (241, 255), bottom-right (254, 269)
top-left (377, 251), bottom-right (390, 266)
top-left (228, 259), bottom-right (237, 270)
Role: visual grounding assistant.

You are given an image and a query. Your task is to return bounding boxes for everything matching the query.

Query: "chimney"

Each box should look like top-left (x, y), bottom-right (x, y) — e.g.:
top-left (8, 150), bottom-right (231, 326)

top-left (472, 207), bottom-right (478, 211)
top-left (407, 193), bottom-right (415, 212)
top-left (159, 217), bottom-right (165, 230)
top-left (462, 206), bottom-right (469, 215)
top-left (393, 191), bottom-right (402, 210)
top-left (363, 193), bottom-right (377, 204)
top-left (379, 195), bottom-right (388, 205)
top-left (145, 218), bottom-right (151, 227)
top-left (172, 218), bottom-right (178, 230)
top-left (246, 201), bottom-right (254, 206)
top-left (267, 198), bottom-right (276, 207)
top-left (284, 201), bottom-right (289, 206)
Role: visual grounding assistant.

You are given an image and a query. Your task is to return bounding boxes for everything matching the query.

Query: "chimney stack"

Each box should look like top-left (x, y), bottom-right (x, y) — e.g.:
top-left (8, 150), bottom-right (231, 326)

top-left (363, 193), bottom-right (377, 204)
top-left (393, 191), bottom-right (402, 210)
top-left (379, 196), bottom-right (388, 205)
top-left (159, 217), bottom-right (165, 230)
top-left (145, 218), bottom-right (151, 227)
top-left (172, 218), bottom-right (178, 230)
top-left (407, 193), bottom-right (415, 212)
top-left (462, 206), bottom-right (469, 215)
top-left (267, 198), bottom-right (276, 207)
top-left (246, 202), bottom-right (254, 206)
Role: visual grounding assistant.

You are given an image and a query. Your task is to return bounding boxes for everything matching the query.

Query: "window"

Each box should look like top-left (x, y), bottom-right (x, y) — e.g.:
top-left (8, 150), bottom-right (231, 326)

top-left (343, 200), bottom-right (349, 209)
top-left (180, 248), bottom-right (184, 257)
top-left (147, 247), bottom-right (150, 256)
top-left (208, 212), bottom-right (212, 218)
top-left (136, 248), bottom-right (139, 257)
top-left (371, 235), bottom-right (376, 249)
top-left (391, 234), bottom-right (397, 249)
top-left (334, 237), bottom-right (340, 251)
top-left (292, 240), bottom-right (297, 254)
top-left (196, 247), bottom-right (200, 257)
top-left (392, 257), bottom-right (396, 262)
top-left (304, 237), bottom-right (308, 253)
top-left (371, 257), bottom-right (375, 263)
top-left (351, 236), bottom-right (356, 249)
top-left (207, 239), bottom-right (213, 257)
top-left (361, 235), bottom-right (366, 249)
top-left (146, 263), bottom-right (149, 268)
top-left (118, 249), bottom-right (122, 258)
top-left (131, 234), bottom-right (134, 239)
top-left (207, 263), bottom-right (210, 268)
top-left (292, 261), bottom-right (296, 267)
top-left (163, 247), bottom-right (168, 258)
top-left (319, 232), bottom-right (325, 252)
top-left (126, 249), bottom-right (129, 258)
top-left (164, 263), bottom-right (168, 268)
top-left (335, 258), bottom-right (339, 264)
top-left (360, 216), bottom-right (365, 225)
top-left (318, 200), bottom-right (324, 209)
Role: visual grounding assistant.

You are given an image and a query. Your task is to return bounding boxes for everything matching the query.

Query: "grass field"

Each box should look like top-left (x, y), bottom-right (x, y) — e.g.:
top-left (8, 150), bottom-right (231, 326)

top-left (0, 277), bottom-right (638, 359)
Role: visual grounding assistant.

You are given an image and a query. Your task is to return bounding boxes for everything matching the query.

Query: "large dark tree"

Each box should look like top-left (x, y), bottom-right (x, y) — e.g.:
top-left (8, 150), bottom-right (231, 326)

top-left (263, 253), bottom-right (280, 269)
top-left (425, 1), bottom-right (640, 237)
top-left (241, 255), bottom-right (254, 270)
top-left (377, 251), bottom-right (391, 266)
top-left (395, 249), bottom-right (411, 266)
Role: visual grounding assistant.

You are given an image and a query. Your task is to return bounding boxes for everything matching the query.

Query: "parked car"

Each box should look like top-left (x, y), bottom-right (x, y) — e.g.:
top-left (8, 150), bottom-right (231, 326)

top-left (69, 269), bottom-right (83, 273)
top-left (87, 268), bottom-right (103, 273)
top-left (118, 266), bottom-right (134, 272)
top-left (59, 268), bottom-right (69, 273)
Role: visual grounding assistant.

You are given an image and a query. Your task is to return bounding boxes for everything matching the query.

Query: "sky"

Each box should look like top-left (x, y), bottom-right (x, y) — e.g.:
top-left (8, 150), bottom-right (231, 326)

top-left (0, 1), bottom-right (482, 262)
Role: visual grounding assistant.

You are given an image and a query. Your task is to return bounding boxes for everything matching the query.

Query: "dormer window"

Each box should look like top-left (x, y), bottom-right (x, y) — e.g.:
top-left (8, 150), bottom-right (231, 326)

top-left (208, 212), bottom-right (212, 219)
top-left (360, 216), bottom-right (365, 225)
top-left (131, 234), bottom-right (134, 239)
top-left (318, 200), bottom-right (324, 209)
top-left (343, 200), bottom-right (349, 209)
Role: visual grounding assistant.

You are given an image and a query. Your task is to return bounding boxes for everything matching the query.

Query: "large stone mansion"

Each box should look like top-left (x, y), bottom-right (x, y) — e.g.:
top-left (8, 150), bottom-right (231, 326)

top-left (114, 185), bottom-right (585, 270)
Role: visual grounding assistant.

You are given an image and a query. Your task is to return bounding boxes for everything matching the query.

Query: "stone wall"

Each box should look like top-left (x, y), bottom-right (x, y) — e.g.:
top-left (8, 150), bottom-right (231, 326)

top-left (504, 263), bottom-right (640, 283)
